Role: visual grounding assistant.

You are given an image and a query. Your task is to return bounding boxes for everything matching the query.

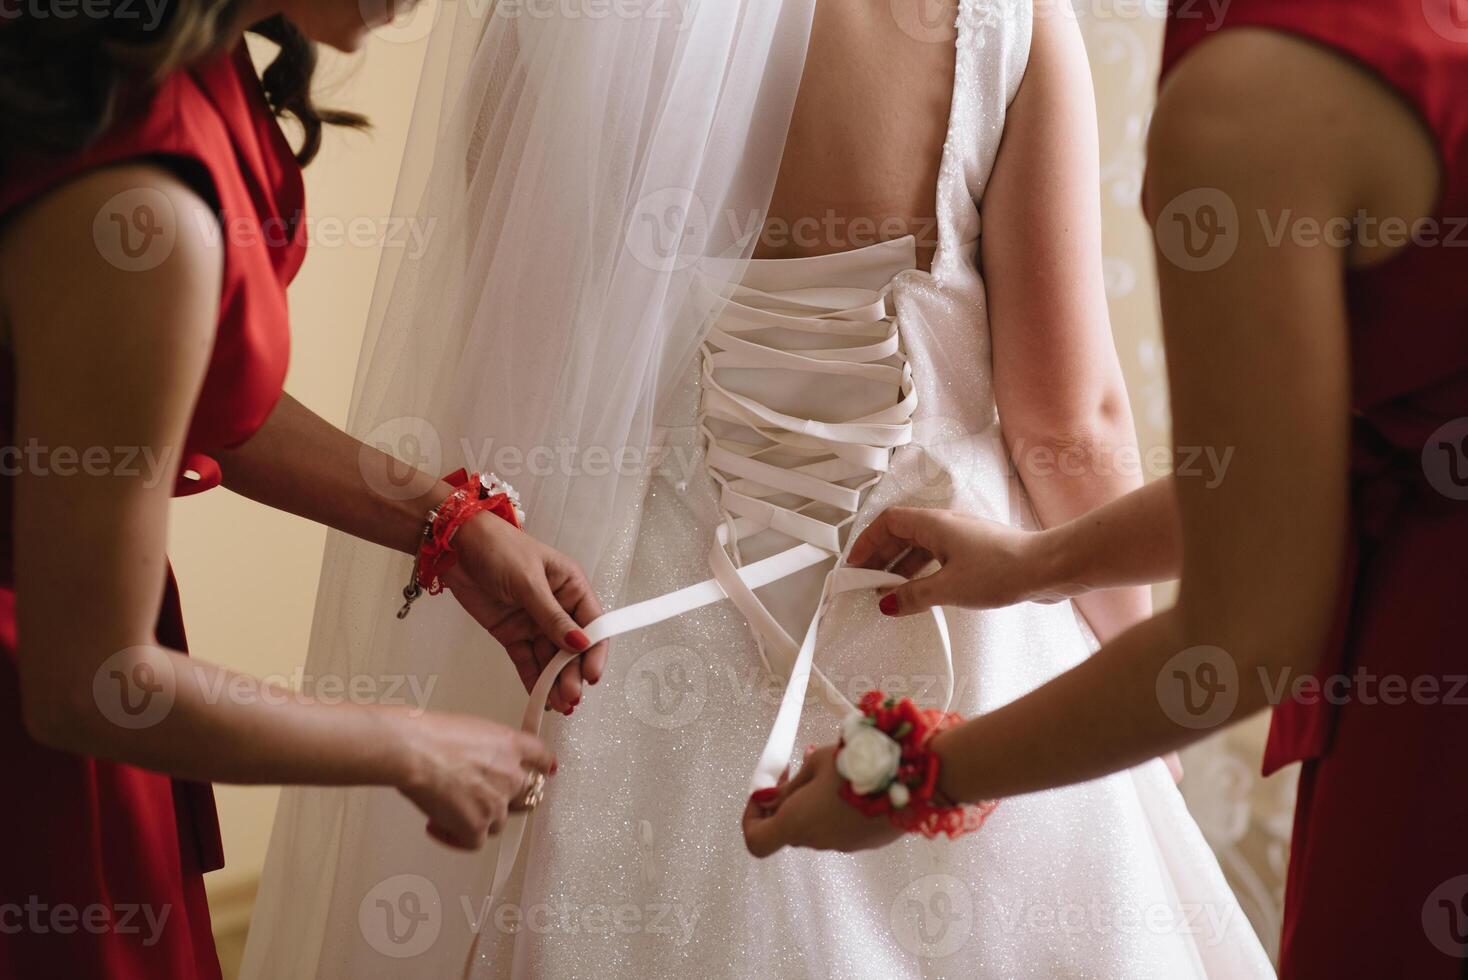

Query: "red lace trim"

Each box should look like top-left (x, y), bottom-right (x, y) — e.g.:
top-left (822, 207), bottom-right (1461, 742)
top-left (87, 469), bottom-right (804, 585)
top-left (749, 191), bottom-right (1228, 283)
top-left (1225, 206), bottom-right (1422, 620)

top-left (417, 470), bottom-right (521, 597)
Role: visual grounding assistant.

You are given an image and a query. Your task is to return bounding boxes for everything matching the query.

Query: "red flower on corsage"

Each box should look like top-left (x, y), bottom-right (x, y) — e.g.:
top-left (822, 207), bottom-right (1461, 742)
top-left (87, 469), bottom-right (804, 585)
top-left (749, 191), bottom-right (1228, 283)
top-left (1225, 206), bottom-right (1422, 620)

top-left (835, 691), bottom-right (998, 840)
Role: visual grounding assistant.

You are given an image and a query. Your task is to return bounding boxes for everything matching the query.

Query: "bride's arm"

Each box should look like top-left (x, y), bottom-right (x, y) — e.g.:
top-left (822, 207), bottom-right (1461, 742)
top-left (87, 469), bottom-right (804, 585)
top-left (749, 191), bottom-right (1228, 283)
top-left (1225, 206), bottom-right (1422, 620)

top-left (978, 3), bottom-right (1151, 643)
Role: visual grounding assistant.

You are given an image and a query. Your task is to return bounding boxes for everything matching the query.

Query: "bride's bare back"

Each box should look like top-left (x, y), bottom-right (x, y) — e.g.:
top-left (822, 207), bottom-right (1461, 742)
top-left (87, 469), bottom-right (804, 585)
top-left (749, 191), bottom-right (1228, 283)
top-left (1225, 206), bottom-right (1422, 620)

top-left (761, 3), bottom-right (1162, 639)
top-left (756, 2), bottom-right (958, 271)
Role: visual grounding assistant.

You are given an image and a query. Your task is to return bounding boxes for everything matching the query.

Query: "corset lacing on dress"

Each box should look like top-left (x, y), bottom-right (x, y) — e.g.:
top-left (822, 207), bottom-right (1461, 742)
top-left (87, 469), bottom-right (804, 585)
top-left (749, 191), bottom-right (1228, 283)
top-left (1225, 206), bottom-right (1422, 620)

top-left (505, 248), bottom-right (961, 769)
top-left (697, 277), bottom-right (928, 712)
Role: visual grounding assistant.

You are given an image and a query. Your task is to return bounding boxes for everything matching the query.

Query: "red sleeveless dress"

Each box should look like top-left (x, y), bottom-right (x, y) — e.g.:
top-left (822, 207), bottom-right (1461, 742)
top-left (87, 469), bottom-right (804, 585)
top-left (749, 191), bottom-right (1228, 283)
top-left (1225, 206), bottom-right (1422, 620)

top-left (1164, 3), bottom-right (1468, 976)
top-left (0, 45), bottom-right (300, 978)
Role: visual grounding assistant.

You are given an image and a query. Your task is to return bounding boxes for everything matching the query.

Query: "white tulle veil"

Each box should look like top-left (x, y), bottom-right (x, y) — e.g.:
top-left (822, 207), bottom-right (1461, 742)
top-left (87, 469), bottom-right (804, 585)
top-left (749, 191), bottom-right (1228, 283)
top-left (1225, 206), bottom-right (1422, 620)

top-left (241, 1), bottom-right (814, 975)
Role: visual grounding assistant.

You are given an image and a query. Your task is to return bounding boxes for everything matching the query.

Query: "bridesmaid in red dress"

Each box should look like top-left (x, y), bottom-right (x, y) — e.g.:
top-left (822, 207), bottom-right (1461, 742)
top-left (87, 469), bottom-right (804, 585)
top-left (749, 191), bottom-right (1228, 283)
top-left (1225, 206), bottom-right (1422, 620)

top-left (747, 1), bottom-right (1467, 975)
top-left (0, 5), bottom-right (609, 979)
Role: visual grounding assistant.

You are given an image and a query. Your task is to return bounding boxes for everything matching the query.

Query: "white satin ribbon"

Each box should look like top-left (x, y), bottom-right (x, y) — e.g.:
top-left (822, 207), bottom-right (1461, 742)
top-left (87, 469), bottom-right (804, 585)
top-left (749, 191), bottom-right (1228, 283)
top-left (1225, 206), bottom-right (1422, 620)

top-left (461, 548), bottom-right (950, 972)
top-left (461, 257), bottom-right (953, 976)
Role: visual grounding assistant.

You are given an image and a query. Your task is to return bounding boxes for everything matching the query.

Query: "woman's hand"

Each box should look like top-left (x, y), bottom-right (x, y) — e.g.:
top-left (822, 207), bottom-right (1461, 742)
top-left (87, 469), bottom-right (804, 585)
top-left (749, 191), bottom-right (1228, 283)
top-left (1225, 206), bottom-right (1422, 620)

top-left (443, 513), bottom-right (609, 715)
top-left (207, 392), bottom-right (609, 715)
top-left (742, 746), bottom-right (904, 857)
top-left (847, 507), bottom-right (1070, 617)
top-left (853, 497), bottom-right (1177, 782)
top-left (395, 710), bottom-right (557, 850)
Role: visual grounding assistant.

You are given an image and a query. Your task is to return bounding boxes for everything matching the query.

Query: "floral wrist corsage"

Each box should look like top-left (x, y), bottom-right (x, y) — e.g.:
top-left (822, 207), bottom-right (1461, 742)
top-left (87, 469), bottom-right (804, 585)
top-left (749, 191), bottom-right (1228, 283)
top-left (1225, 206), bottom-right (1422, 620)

top-left (835, 691), bottom-right (998, 839)
top-left (397, 469), bottom-right (525, 618)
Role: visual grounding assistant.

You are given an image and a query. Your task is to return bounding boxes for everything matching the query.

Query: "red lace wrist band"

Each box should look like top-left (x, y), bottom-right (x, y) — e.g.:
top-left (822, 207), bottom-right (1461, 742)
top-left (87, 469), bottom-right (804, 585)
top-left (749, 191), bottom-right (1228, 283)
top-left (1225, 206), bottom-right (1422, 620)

top-left (835, 690), bottom-right (998, 839)
top-left (397, 469), bottom-right (525, 619)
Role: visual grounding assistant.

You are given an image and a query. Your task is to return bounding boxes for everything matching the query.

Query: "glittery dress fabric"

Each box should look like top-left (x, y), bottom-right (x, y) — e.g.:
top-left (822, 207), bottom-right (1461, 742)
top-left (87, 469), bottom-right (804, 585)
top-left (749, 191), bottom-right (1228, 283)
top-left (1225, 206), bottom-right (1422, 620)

top-left (474, 3), bottom-right (1274, 978)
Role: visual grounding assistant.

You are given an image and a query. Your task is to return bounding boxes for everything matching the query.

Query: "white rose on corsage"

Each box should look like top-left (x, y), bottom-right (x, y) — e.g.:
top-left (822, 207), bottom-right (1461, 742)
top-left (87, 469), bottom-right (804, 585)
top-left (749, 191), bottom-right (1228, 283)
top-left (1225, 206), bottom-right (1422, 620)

top-left (836, 712), bottom-right (903, 795)
top-left (479, 472), bottom-right (527, 526)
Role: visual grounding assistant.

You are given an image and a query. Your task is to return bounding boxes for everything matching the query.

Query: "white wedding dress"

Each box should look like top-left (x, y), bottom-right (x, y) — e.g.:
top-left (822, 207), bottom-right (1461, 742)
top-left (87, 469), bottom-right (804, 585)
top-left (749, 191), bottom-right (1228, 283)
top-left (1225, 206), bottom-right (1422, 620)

top-left (470, 6), bottom-right (1273, 979)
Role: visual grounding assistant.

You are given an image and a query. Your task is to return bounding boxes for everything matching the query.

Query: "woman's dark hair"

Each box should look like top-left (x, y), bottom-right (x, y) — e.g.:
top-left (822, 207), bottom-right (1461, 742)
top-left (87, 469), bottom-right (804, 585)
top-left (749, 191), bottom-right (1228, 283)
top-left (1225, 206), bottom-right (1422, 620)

top-left (0, 0), bottom-right (367, 167)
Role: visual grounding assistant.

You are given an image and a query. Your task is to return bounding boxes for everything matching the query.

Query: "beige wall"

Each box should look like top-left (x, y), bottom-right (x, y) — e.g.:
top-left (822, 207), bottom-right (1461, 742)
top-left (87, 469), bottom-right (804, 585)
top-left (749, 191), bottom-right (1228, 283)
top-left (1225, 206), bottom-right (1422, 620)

top-left (170, 35), bottom-right (431, 920)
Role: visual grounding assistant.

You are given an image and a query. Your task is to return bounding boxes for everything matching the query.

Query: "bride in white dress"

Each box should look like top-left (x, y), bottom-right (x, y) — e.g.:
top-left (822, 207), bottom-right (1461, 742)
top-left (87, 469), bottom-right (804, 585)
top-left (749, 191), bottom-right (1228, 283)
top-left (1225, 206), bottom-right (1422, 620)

top-left (244, 2), bottom-right (1274, 977)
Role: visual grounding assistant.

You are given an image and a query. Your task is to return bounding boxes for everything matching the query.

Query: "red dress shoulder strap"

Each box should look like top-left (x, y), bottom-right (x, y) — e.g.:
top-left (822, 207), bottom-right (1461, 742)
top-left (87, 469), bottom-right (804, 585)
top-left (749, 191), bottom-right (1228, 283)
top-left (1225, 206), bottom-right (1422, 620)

top-left (1, 45), bottom-right (304, 495)
top-left (2, 46), bottom-right (306, 266)
top-left (1162, 0), bottom-right (1468, 217)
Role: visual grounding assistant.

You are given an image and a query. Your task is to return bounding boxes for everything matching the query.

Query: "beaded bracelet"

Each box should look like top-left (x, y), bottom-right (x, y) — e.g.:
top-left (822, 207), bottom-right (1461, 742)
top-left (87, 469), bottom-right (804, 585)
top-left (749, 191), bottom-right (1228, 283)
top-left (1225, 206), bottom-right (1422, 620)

top-left (835, 691), bottom-right (998, 839)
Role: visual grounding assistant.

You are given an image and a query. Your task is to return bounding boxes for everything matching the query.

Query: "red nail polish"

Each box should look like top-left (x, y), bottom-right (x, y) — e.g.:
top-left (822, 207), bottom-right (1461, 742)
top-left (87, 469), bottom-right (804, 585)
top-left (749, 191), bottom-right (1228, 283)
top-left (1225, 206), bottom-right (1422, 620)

top-left (879, 594), bottom-right (899, 616)
top-left (566, 629), bottom-right (590, 651)
top-left (750, 788), bottom-right (780, 806)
